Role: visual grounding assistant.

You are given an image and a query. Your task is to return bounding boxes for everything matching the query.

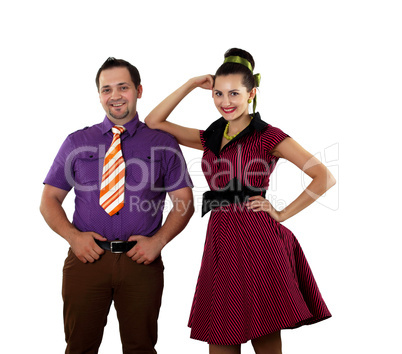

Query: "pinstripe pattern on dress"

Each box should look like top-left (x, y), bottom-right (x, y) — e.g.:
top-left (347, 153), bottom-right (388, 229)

top-left (188, 115), bottom-right (331, 345)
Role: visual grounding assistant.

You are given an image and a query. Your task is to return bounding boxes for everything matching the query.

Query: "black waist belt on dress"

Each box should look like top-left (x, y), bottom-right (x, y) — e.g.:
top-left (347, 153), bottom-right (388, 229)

top-left (201, 179), bottom-right (266, 217)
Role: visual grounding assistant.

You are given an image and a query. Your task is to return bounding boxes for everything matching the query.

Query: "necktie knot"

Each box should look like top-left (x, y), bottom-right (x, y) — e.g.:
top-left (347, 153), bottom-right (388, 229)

top-left (112, 125), bottom-right (126, 136)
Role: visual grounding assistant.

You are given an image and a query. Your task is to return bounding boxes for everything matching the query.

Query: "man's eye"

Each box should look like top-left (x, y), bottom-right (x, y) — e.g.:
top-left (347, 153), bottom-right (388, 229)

top-left (121, 86), bottom-right (128, 90)
top-left (102, 89), bottom-right (110, 94)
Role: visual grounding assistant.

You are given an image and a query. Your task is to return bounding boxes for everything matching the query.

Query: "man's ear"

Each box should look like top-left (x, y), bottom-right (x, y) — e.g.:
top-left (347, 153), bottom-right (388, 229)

top-left (137, 84), bottom-right (143, 99)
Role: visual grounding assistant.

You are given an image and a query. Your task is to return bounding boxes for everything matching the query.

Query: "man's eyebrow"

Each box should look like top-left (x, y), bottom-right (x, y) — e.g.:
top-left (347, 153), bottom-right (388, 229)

top-left (100, 82), bottom-right (131, 90)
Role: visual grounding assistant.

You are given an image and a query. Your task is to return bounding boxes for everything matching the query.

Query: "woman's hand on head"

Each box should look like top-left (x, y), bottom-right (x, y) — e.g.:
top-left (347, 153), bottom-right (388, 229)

top-left (190, 75), bottom-right (214, 90)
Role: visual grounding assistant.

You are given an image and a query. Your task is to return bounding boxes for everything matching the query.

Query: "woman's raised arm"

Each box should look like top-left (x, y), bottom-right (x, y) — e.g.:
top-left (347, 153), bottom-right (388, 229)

top-left (145, 75), bottom-right (214, 150)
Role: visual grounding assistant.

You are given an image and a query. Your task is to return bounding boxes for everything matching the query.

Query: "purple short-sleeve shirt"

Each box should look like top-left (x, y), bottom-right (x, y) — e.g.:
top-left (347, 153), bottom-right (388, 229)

top-left (44, 114), bottom-right (193, 241)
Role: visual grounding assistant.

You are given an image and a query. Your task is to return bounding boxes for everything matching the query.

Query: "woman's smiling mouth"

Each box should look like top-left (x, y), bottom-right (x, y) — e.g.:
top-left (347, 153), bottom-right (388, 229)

top-left (222, 107), bottom-right (236, 114)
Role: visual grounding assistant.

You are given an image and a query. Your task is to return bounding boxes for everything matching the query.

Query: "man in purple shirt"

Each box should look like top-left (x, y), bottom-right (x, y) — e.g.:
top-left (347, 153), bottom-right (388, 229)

top-left (40, 58), bottom-right (194, 354)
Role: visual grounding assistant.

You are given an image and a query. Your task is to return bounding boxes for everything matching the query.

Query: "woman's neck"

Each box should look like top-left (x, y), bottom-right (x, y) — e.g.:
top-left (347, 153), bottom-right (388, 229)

top-left (227, 113), bottom-right (252, 136)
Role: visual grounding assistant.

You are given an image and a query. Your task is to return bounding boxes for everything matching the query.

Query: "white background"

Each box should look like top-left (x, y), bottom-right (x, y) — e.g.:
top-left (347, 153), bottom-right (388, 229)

top-left (1, 0), bottom-right (401, 353)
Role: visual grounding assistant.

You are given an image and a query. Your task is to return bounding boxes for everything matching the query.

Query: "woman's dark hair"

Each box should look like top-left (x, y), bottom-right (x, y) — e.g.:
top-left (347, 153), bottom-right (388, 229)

top-left (214, 48), bottom-right (256, 92)
top-left (95, 57), bottom-right (141, 91)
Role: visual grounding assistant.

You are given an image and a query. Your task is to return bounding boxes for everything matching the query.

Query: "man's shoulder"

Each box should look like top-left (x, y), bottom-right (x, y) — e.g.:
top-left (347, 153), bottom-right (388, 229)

top-left (63, 122), bottom-right (103, 146)
top-left (67, 122), bottom-right (102, 137)
top-left (138, 123), bottom-right (178, 147)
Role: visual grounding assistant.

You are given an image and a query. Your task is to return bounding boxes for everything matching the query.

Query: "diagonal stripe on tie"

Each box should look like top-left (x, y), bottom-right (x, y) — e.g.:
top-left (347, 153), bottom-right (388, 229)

top-left (99, 125), bottom-right (126, 216)
top-left (101, 156), bottom-right (125, 185)
top-left (100, 183), bottom-right (125, 211)
top-left (100, 169), bottom-right (125, 203)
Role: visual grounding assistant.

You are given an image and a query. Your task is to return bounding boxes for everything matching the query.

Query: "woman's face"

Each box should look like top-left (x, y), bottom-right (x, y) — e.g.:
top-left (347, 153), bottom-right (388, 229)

top-left (213, 74), bottom-right (255, 122)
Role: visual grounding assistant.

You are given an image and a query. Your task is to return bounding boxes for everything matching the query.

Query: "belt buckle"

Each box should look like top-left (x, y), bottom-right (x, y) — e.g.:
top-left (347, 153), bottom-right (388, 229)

top-left (110, 240), bottom-right (125, 254)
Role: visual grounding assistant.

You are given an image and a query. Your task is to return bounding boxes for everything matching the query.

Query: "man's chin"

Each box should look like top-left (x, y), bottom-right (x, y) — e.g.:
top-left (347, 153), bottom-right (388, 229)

top-left (109, 110), bottom-right (130, 120)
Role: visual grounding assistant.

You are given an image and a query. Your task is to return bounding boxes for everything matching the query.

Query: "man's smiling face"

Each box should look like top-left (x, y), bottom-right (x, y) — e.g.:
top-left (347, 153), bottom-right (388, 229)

top-left (98, 67), bottom-right (142, 125)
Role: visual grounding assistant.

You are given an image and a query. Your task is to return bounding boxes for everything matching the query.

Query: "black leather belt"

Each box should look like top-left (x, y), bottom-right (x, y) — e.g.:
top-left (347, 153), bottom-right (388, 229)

top-left (95, 240), bottom-right (137, 254)
top-left (202, 178), bottom-right (266, 217)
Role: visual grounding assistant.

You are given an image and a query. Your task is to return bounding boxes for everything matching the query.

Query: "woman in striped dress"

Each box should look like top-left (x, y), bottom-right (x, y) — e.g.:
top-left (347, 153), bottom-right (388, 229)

top-left (145, 48), bottom-right (335, 354)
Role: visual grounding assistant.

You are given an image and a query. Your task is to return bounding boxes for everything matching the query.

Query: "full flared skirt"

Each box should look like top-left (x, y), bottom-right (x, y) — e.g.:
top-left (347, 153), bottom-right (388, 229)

top-left (188, 204), bottom-right (331, 345)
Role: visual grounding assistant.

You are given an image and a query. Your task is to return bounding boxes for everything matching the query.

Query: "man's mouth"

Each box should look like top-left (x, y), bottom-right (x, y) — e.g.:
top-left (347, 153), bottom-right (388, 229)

top-left (222, 107), bottom-right (236, 114)
top-left (111, 103), bottom-right (125, 107)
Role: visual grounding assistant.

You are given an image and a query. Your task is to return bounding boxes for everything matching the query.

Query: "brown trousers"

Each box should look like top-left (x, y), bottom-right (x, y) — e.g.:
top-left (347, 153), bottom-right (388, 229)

top-left (62, 249), bottom-right (164, 354)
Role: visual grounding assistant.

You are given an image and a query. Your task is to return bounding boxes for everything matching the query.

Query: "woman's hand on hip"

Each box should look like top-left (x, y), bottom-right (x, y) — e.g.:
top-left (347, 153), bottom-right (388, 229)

top-left (246, 196), bottom-right (285, 222)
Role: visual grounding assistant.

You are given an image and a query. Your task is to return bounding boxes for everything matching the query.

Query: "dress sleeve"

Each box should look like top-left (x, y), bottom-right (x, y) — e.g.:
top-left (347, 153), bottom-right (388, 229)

top-left (261, 125), bottom-right (290, 153)
top-left (199, 130), bottom-right (206, 150)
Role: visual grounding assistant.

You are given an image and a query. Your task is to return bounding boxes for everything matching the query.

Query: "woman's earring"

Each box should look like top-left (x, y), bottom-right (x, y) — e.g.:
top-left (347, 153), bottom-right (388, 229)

top-left (248, 99), bottom-right (253, 104)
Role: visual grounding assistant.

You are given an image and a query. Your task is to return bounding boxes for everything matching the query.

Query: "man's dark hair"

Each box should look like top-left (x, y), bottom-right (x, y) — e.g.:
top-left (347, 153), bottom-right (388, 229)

top-left (96, 57), bottom-right (141, 91)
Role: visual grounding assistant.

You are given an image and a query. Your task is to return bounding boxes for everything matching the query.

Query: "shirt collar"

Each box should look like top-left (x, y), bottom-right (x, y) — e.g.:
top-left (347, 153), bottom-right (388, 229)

top-left (203, 112), bottom-right (268, 156)
top-left (101, 112), bottom-right (141, 137)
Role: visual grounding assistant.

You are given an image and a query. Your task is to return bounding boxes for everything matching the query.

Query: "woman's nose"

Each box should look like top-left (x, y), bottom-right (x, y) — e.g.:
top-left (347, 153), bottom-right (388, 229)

top-left (222, 95), bottom-right (231, 106)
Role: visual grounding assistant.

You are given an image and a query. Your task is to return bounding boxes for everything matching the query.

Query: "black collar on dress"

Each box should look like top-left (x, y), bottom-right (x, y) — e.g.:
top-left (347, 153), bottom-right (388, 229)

top-left (203, 112), bottom-right (268, 157)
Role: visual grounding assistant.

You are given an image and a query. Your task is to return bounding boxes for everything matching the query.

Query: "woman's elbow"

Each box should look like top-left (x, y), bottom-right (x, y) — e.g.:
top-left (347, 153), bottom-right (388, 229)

top-left (313, 165), bottom-right (336, 193)
top-left (144, 116), bottom-right (155, 128)
top-left (144, 115), bottom-right (163, 129)
top-left (325, 169), bottom-right (336, 190)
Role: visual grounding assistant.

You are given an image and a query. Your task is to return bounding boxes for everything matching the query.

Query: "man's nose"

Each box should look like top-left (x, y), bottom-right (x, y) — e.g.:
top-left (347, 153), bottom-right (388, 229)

top-left (111, 89), bottom-right (122, 100)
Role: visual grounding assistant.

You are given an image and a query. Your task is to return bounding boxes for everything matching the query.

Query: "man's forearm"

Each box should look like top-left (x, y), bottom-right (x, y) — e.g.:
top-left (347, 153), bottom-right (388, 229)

top-left (154, 196), bottom-right (194, 246)
top-left (126, 192), bottom-right (194, 264)
top-left (40, 184), bottom-right (107, 263)
top-left (40, 186), bottom-right (79, 244)
top-left (40, 197), bottom-right (80, 244)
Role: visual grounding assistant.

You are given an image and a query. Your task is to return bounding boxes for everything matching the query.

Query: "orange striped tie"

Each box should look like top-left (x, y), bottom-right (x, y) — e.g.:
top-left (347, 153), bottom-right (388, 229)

top-left (100, 125), bottom-right (126, 215)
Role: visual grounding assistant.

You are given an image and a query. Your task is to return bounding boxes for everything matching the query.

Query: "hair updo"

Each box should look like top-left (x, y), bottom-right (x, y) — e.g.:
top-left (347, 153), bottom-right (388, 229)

top-left (214, 48), bottom-right (256, 92)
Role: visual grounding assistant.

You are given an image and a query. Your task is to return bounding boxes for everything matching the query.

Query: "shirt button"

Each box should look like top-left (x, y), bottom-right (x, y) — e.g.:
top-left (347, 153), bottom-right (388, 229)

top-left (116, 212), bottom-right (119, 215)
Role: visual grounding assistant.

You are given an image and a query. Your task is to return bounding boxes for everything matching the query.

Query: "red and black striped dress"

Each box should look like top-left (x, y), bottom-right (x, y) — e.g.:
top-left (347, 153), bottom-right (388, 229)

top-left (188, 113), bottom-right (331, 345)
